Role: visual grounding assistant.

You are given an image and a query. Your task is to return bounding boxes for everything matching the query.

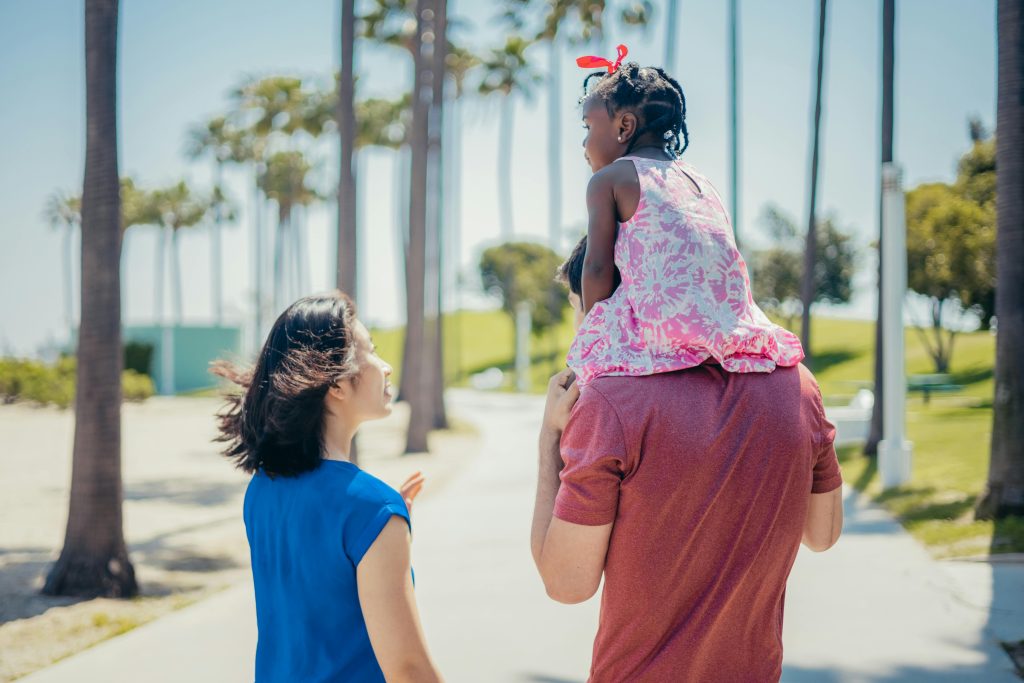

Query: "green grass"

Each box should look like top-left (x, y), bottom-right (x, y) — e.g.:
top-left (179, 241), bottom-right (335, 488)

top-left (373, 310), bottom-right (1019, 558)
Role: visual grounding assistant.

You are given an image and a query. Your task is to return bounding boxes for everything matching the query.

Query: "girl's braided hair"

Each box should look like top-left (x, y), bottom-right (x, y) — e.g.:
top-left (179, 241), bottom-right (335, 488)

top-left (582, 62), bottom-right (690, 158)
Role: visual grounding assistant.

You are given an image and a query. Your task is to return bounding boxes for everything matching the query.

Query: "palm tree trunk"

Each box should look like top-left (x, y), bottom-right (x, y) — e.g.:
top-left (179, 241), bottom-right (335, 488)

top-left (273, 204), bottom-right (286, 315)
top-left (498, 96), bottom-right (515, 240)
top-left (212, 162), bottom-right (224, 325)
top-left (154, 226), bottom-right (166, 325)
top-left (665, 0), bottom-right (680, 73)
top-left (403, 0), bottom-right (434, 454)
top-left (800, 0), bottom-right (828, 363)
top-left (44, 0), bottom-right (137, 598)
top-left (977, 0), bottom-right (1024, 520)
top-left (866, 0), bottom-right (895, 456)
top-left (429, 0), bottom-right (448, 430)
top-left (291, 208), bottom-right (303, 299)
top-left (63, 223), bottom-right (75, 340)
top-left (395, 146), bottom-right (413, 404)
top-left (171, 229), bottom-right (183, 325)
top-left (548, 39), bottom-right (562, 251)
top-left (252, 170), bottom-right (265, 350)
top-left (338, 0), bottom-right (358, 303)
top-left (449, 99), bottom-right (464, 383)
top-left (728, 0), bottom-right (741, 249)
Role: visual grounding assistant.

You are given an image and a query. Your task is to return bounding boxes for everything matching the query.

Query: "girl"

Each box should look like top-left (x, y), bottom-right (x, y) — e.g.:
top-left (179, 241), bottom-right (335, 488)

top-left (568, 47), bottom-right (804, 387)
top-left (215, 291), bottom-right (442, 683)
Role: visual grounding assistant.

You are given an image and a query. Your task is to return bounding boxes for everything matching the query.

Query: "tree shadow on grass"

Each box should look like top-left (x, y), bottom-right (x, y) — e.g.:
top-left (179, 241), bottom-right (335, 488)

top-left (950, 366), bottom-right (994, 386)
top-left (806, 349), bottom-right (859, 374)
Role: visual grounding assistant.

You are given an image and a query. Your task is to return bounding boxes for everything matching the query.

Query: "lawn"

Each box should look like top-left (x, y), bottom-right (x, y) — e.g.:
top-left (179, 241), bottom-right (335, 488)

top-left (373, 310), bottom-right (1018, 558)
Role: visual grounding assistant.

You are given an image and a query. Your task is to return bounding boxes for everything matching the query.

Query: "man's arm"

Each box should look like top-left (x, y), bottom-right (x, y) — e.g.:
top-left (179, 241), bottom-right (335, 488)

top-left (531, 371), bottom-right (613, 604)
top-left (802, 487), bottom-right (843, 552)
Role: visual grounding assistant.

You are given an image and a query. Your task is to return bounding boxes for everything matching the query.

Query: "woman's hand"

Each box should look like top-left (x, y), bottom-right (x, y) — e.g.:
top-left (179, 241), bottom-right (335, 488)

top-left (400, 471), bottom-right (425, 512)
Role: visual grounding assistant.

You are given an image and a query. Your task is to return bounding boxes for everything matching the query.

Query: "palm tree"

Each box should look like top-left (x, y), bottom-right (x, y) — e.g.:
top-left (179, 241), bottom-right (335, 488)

top-left (338, 0), bottom-right (358, 307)
top-left (44, 0), bottom-right (136, 598)
top-left (44, 191), bottom-right (81, 342)
top-left (185, 116), bottom-right (238, 325)
top-left (230, 75), bottom-right (315, 341)
top-left (866, 0), bottom-right (895, 457)
top-left (259, 151), bottom-right (319, 313)
top-left (532, 1), bottom-right (602, 252)
top-left (977, 0), bottom-right (1024, 520)
top-left (729, 0), bottom-right (740, 249)
top-left (799, 0), bottom-right (828, 363)
top-left (151, 181), bottom-right (211, 325)
top-left (403, 0), bottom-right (436, 453)
top-left (665, 0), bottom-right (680, 71)
top-left (478, 35), bottom-right (541, 240)
top-left (361, 0), bottom-right (471, 445)
top-left (443, 47), bottom-right (479, 385)
top-left (425, 0), bottom-right (449, 431)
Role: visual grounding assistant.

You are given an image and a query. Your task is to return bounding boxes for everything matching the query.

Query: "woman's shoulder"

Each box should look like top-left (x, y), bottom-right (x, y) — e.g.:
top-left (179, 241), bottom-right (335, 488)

top-left (330, 462), bottom-right (404, 509)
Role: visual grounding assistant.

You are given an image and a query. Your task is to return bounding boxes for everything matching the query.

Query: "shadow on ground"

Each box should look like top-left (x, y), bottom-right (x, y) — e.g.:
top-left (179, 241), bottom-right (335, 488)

top-left (783, 663), bottom-right (1016, 682)
top-left (124, 478), bottom-right (244, 507)
top-left (0, 547), bottom-right (81, 623)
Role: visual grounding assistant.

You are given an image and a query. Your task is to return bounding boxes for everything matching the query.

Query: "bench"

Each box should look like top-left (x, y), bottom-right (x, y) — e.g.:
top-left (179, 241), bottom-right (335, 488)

top-left (907, 373), bottom-right (962, 405)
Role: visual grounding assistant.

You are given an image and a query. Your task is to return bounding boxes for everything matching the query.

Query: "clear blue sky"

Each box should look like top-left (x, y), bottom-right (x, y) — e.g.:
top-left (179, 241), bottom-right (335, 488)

top-left (0, 0), bottom-right (997, 355)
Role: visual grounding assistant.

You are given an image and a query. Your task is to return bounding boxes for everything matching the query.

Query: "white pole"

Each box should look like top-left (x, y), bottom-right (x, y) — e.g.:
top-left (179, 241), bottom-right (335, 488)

top-left (515, 301), bottom-right (531, 393)
top-left (878, 163), bottom-right (912, 488)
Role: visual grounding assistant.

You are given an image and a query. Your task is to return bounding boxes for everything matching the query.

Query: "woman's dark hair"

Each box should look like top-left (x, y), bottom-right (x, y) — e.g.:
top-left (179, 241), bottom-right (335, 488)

top-left (213, 291), bottom-right (360, 477)
top-left (582, 62), bottom-right (689, 158)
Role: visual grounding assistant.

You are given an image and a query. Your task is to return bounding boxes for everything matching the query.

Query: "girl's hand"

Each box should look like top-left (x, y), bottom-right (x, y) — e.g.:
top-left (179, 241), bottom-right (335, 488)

top-left (400, 471), bottom-right (425, 512)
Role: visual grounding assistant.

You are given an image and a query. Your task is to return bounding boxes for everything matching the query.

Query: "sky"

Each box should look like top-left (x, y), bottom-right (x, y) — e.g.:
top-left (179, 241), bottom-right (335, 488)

top-left (0, 0), bottom-right (997, 356)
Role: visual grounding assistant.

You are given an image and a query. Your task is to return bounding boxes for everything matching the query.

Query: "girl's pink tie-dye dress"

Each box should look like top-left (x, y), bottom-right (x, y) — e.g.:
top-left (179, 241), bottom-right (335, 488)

top-left (567, 156), bottom-right (805, 387)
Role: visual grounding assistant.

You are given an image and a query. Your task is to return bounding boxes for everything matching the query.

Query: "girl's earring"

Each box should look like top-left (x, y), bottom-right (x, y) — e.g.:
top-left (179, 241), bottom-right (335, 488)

top-left (617, 136), bottom-right (623, 142)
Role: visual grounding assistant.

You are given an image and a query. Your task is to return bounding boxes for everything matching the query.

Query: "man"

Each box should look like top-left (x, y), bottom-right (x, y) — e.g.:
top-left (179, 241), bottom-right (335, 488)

top-left (530, 236), bottom-right (843, 682)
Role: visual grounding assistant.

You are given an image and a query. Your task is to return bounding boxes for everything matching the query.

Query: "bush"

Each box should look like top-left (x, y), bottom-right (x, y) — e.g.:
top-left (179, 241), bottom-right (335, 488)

top-left (122, 369), bottom-right (155, 402)
top-left (0, 358), bottom-right (153, 408)
top-left (124, 341), bottom-right (154, 377)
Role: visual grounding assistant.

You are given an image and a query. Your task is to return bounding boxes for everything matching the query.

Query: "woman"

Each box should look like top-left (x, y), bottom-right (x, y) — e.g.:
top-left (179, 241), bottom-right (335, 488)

top-left (216, 291), bottom-right (442, 682)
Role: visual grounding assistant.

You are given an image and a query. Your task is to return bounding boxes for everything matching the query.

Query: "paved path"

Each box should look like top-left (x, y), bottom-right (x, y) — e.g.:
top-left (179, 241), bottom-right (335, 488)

top-left (21, 390), bottom-right (1024, 682)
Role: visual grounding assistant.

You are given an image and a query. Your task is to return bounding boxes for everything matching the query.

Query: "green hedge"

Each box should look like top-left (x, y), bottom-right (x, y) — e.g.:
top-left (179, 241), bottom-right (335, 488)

top-left (0, 358), bottom-right (154, 408)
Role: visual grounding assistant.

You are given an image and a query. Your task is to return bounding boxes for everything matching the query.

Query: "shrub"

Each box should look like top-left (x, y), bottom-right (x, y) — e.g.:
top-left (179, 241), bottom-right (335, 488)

top-left (0, 358), bottom-right (153, 408)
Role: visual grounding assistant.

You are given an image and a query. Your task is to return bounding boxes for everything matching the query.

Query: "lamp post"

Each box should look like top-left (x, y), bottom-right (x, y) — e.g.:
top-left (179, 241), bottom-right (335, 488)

top-left (878, 162), bottom-right (912, 488)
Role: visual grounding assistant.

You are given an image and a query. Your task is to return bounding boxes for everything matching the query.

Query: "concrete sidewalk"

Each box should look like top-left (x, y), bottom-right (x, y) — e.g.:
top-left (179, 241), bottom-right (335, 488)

top-left (21, 390), bottom-right (1024, 682)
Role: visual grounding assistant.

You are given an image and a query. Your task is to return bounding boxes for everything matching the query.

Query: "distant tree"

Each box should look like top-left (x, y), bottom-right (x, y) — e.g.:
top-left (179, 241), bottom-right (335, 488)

top-left (44, 190), bottom-right (82, 339)
top-left (905, 135), bottom-right (997, 373)
top-left (750, 204), bottom-right (856, 331)
top-left (479, 242), bottom-right (568, 337)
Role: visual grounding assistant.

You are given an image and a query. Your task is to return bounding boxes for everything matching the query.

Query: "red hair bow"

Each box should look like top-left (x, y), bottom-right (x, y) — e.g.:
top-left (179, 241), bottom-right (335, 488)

top-left (576, 44), bottom-right (628, 73)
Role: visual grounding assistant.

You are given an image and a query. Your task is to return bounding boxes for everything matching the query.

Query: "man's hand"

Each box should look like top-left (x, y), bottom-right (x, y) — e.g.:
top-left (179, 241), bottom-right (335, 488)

top-left (543, 369), bottom-right (581, 433)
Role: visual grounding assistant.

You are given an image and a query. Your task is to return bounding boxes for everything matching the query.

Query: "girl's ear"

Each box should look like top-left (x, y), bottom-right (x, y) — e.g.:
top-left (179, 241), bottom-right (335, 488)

top-left (618, 112), bottom-right (638, 143)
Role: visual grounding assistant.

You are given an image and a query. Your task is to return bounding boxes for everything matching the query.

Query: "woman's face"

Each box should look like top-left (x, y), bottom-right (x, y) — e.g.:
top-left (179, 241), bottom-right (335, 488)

top-left (342, 319), bottom-right (394, 422)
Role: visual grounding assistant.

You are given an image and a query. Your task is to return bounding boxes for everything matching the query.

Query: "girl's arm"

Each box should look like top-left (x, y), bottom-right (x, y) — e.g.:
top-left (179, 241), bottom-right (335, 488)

top-left (582, 171), bottom-right (619, 313)
top-left (358, 516), bottom-right (443, 683)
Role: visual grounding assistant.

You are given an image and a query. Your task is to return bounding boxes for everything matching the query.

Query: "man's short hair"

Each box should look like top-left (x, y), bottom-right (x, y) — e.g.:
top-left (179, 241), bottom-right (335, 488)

top-left (556, 236), bottom-right (587, 297)
top-left (556, 235), bottom-right (620, 298)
